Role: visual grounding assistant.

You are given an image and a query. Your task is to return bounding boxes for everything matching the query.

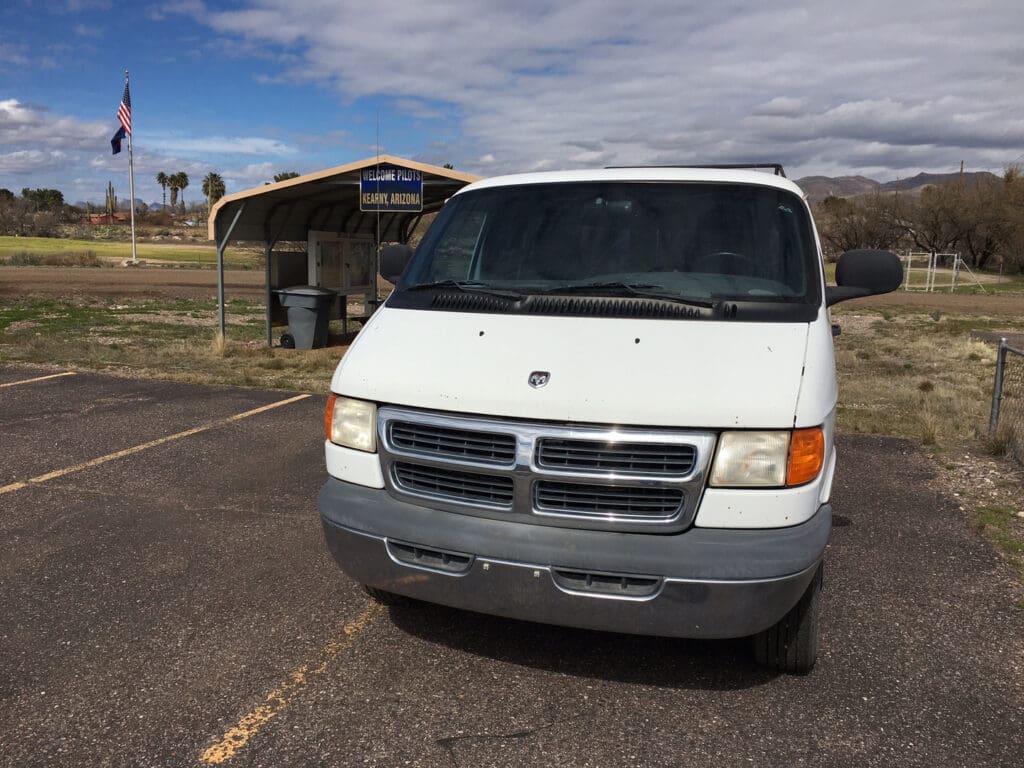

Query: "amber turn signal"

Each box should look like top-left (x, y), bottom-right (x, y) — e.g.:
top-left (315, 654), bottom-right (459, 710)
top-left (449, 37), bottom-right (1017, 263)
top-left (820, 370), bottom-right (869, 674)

top-left (786, 427), bottom-right (825, 486)
top-left (325, 392), bottom-right (338, 441)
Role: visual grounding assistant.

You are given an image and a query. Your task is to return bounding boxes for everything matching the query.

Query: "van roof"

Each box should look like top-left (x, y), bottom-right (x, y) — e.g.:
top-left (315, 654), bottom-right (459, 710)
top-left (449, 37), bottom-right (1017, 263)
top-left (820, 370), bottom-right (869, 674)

top-left (460, 167), bottom-right (807, 199)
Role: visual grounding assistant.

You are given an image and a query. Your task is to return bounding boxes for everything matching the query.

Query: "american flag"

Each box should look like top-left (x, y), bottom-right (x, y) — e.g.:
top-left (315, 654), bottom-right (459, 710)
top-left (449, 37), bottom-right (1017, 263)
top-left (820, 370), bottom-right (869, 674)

top-left (117, 80), bottom-right (131, 136)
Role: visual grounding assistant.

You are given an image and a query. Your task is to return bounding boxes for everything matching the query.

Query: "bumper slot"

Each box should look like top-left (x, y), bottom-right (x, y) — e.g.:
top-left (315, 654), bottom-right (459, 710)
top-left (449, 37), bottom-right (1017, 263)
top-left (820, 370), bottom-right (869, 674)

top-left (552, 568), bottom-right (663, 599)
top-left (386, 539), bottom-right (474, 574)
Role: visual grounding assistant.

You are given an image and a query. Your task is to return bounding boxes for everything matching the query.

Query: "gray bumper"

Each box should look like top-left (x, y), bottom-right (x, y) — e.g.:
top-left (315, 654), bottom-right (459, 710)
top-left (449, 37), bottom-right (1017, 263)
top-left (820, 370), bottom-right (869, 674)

top-left (318, 478), bottom-right (831, 639)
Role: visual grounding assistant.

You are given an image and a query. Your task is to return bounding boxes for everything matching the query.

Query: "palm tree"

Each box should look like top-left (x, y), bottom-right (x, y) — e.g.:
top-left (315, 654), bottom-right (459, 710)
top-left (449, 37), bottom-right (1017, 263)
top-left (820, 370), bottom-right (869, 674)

top-left (174, 172), bottom-right (189, 213)
top-left (156, 172), bottom-right (169, 209)
top-left (202, 172), bottom-right (226, 209)
top-left (168, 175), bottom-right (179, 210)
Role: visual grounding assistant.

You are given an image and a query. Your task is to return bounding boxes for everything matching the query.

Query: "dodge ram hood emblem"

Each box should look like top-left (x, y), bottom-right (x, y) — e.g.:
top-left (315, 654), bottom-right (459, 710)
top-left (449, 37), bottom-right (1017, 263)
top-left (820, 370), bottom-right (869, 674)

top-left (528, 371), bottom-right (551, 388)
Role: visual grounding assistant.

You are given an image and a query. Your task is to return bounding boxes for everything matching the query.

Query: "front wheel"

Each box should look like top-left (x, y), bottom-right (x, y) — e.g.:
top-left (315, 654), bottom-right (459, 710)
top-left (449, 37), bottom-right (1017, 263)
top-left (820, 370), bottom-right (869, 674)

top-left (752, 563), bottom-right (822, 674)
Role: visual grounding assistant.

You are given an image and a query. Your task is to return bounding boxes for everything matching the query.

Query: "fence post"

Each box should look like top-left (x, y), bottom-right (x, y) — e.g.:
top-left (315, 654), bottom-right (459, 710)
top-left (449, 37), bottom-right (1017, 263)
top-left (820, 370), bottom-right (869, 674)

top-left (989, 338), bottom-right (1008, 433)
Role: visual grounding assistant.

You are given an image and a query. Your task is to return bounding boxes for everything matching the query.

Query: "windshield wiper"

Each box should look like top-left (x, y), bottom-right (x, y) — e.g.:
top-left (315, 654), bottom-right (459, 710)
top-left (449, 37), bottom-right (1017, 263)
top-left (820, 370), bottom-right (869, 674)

top-left (535, 282), bottom-right (714, 308)
top-left (402, 280), bottom-right (524, 301)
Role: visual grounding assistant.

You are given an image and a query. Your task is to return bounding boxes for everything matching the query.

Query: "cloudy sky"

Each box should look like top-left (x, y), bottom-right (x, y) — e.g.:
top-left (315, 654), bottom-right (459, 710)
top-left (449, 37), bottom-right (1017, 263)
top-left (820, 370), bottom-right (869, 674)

top-left (1, 0), bottom-right (1022, 205)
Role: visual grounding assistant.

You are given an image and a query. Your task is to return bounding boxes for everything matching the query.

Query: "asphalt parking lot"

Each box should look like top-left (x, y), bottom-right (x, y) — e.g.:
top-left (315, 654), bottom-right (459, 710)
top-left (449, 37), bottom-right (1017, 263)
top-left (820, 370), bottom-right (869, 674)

top-left (1, 367), bottom-right (1022, 767)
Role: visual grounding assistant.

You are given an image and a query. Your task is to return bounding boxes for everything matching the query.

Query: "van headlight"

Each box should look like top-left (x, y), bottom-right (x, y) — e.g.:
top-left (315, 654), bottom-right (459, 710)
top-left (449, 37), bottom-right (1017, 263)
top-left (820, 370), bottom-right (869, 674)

top-left (709, 428), bottom-right (824, 488)
top-left (325, 394), bottom-right (377, 452)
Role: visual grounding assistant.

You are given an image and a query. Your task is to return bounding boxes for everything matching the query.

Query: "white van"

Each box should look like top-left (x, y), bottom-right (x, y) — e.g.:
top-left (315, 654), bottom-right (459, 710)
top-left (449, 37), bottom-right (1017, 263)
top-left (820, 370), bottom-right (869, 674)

top-left (318, 166), bottom-right (902, 673)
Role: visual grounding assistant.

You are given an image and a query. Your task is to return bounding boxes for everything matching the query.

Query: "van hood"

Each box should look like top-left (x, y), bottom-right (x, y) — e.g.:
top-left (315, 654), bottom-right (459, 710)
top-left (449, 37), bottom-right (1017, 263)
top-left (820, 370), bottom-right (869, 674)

top-left (333, 307), bottom-right (812, 429)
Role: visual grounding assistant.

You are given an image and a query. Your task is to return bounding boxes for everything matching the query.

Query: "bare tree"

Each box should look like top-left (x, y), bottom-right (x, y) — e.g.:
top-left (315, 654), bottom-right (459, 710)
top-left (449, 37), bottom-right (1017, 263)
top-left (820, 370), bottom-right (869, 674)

top-left (816, 193), bottom-right (902, 258)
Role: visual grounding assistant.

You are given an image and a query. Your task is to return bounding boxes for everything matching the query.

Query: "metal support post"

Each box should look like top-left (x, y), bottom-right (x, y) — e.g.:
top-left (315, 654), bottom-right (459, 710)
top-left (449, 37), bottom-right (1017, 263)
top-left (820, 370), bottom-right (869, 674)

top-left (989, 338), bottom-right (1008, 433)
top-left (216, 203), bottom-right (246, 340)
top-left (264, 241), bottom-right (273, 346)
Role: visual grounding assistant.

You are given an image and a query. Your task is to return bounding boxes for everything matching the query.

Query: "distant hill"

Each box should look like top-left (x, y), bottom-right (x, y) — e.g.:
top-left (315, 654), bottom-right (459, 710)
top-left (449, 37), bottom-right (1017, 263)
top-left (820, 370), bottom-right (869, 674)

top-left (876, 171), bottom-right (999, 194)
top-left (797, 171), bottom-right (1001, 204)
top-left (796, 175), bottom-right (879, 202)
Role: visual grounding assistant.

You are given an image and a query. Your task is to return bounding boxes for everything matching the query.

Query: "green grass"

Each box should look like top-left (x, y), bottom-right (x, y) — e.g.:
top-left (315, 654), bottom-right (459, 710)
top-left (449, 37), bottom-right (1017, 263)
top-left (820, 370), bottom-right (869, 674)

top-left (976, 505), bottom-right (1024, 575)
top-left (0, 236), bottom-right (260, 268)
top-left (954, 273), bottom-right (1024, 295)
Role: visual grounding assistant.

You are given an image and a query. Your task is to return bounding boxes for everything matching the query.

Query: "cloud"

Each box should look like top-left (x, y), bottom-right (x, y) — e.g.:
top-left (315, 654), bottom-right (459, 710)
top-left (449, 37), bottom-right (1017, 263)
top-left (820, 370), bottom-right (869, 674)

top-left (5, 1), bottom-right (1023, 203)
top-left (65, 0), bottom-right (113, 11)
top-left (0, 99), bottom-right (297, 203)
top-left (145, 135), bottom-right (298, 156)
top-left (0, 99), bottom-right (108, 149)
top-left (194, 0), bottom-right (1024, 179)
top-left (0, 149), bottom-right (68, 174)
top-left (0, 40), bottom-right (31, 67)
top-left (72, 23), bottom-right (102, 38)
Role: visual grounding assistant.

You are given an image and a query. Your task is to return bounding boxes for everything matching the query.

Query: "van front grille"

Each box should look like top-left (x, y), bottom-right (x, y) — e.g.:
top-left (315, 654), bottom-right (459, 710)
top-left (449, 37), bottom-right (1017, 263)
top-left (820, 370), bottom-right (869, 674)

top-left (392, 462), bottom-right (514, 507)
top-left (380, 407), bottom-right (715, 533)
top-left (534, 481), bottom-right (684, 520)
top-left (536, 438), bottom-right (696, 476)
top-left (390, 421), bottom-right (516, 465)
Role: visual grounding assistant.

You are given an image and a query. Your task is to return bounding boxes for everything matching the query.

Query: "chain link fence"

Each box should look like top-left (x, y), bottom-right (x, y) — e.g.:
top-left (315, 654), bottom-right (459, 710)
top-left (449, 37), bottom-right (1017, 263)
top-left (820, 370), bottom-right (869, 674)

top-left (989, 339), bottom-right (1024, 462)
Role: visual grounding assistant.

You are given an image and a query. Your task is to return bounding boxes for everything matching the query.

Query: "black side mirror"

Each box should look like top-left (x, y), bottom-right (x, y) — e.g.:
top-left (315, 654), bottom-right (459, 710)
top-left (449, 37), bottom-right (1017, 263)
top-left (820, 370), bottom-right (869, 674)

top-left (380, 244), bottom-right (413, 283)
top-left (826, 249), bottom-right (904, 306)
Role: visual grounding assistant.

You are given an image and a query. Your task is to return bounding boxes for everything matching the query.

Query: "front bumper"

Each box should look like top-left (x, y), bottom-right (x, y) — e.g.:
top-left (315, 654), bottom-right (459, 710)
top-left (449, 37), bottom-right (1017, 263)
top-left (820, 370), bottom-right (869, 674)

top-left (318, 477), bottom-right (831, 639)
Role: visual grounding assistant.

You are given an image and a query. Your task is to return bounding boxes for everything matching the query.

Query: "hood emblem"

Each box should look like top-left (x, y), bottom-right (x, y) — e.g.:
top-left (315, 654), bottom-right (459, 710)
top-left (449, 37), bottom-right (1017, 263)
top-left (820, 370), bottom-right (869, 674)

top-left (528, 371), bottom-right (551, 388)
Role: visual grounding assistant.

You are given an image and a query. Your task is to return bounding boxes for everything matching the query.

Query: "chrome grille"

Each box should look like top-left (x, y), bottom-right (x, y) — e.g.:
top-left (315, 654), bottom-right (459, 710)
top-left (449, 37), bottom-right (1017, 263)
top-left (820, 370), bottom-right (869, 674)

top-left (392, 462), bottom-right (513, 507)
top-left (379, 406), bottom-right (715, 533)
top-left (537, 438), bottom-right (696, 476)
top-left (535, 481), bottom-right (684, 519)
top-left (390, 421), bottom-right (515, 465)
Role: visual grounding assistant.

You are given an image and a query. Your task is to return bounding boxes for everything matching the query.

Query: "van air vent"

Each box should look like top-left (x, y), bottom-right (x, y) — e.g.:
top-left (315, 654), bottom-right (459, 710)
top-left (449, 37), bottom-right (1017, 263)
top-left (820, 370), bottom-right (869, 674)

top-left (430, 292), bottom-right (706, 319)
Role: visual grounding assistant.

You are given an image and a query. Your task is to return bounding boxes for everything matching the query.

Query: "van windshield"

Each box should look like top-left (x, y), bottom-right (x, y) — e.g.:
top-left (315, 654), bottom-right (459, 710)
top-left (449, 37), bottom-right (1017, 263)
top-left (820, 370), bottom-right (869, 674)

top-left (398, 181), bottom-right (820, 309)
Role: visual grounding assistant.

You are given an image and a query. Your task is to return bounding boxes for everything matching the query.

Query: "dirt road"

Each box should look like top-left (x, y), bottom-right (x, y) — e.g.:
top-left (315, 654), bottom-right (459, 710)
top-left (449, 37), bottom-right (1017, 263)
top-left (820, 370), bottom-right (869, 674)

top-left (0, 265), bottom-right (265, 300)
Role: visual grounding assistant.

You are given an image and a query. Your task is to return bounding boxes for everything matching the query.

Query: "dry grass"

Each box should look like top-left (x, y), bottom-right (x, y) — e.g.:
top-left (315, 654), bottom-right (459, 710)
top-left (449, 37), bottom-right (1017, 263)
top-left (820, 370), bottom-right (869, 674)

top-left (0, 297), bottom-right (347, 393)
top-left (831, 307), bottom-right (1019, 449)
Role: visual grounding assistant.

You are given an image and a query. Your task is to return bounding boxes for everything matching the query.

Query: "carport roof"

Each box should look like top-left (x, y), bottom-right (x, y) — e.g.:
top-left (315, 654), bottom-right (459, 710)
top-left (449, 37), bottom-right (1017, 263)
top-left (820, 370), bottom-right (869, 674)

top-left (207, 154), bottom-right (481, 244)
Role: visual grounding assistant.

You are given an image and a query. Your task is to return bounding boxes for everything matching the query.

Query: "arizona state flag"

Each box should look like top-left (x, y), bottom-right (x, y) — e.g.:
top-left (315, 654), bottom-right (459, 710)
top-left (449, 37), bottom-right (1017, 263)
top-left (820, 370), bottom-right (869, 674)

top-left (111, 125), bottom-right (127, 155)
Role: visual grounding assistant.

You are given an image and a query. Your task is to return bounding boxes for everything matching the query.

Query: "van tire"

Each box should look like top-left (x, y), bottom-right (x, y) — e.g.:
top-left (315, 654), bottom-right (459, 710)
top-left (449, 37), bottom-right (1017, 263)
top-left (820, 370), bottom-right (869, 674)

top-left (362, 584), bottom-right (410, 606)
top-left (752, 563), bottom-right (822, 674)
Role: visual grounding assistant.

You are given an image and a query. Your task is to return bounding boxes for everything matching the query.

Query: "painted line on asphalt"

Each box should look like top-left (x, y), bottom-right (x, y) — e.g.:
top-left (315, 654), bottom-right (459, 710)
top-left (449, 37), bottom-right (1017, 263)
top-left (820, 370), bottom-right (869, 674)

top-left (199, 603), bottom-right (384, 764)
top-left (0, 394), bottom-right (311, 496)
top-left (0, 371), bottom-right (77, 388)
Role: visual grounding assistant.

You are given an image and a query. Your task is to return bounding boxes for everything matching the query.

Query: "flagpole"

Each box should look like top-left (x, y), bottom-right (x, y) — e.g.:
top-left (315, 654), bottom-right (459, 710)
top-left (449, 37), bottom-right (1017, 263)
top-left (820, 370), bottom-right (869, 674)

top-left (125, 70), bottom-right (138, 265)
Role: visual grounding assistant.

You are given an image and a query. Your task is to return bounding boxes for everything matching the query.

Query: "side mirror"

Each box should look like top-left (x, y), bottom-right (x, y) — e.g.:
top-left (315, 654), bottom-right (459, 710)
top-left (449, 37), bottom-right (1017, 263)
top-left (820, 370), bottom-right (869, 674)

top-left (826, 249), bottom-right (903, 306)
top-left (380, 244), bottom-right (413, 283)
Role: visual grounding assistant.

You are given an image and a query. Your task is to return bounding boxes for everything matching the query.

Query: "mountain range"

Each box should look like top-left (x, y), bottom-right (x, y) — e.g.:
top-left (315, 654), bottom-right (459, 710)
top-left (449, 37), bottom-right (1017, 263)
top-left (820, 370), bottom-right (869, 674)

top-left (795, 171), bottom-right (1001, 204)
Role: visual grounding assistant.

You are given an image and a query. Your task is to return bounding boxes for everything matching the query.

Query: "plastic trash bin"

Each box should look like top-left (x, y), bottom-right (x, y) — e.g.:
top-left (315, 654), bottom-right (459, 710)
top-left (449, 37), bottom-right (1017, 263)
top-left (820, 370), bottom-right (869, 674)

top-left (274, 285), bottom-right (338, 349)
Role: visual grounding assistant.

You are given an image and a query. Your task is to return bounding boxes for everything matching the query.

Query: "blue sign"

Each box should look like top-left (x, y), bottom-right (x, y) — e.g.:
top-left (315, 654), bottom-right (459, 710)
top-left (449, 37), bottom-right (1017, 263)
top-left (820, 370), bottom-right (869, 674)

top-left (360, 164), bottom-right (423, 212)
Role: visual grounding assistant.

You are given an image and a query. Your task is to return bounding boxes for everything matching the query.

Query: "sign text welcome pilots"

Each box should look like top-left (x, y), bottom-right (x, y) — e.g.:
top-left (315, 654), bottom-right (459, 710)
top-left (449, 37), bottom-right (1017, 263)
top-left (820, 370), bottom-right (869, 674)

top-left (360, 165), bottom-right (423, 212)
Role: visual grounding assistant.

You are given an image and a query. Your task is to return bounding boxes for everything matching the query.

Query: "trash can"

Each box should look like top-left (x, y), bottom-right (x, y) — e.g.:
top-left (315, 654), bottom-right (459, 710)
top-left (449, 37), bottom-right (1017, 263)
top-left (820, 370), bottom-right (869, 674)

top-left (274, 285), bottom-right (338, 349)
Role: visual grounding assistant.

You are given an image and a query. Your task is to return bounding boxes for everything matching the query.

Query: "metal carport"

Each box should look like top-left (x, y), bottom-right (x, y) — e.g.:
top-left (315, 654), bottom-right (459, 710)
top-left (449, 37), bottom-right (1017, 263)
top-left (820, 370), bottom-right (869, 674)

top-left (207, 154), bottom-right (481, 345)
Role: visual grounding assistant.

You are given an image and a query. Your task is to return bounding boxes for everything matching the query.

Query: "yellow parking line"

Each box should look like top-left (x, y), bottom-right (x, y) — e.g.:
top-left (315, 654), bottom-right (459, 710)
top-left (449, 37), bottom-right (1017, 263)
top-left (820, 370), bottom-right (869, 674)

top-left (0, 394), bottom-right (311, 496)
top-left (0, 371), bottom-right (77, 388)
top-left (199, 603), bottom-right (384, 764)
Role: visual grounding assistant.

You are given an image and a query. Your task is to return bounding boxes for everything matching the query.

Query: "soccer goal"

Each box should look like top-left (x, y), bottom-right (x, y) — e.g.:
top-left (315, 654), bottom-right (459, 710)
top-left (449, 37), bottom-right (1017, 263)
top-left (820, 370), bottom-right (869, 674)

top-left (902, 251), bottom-right (986, 292)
